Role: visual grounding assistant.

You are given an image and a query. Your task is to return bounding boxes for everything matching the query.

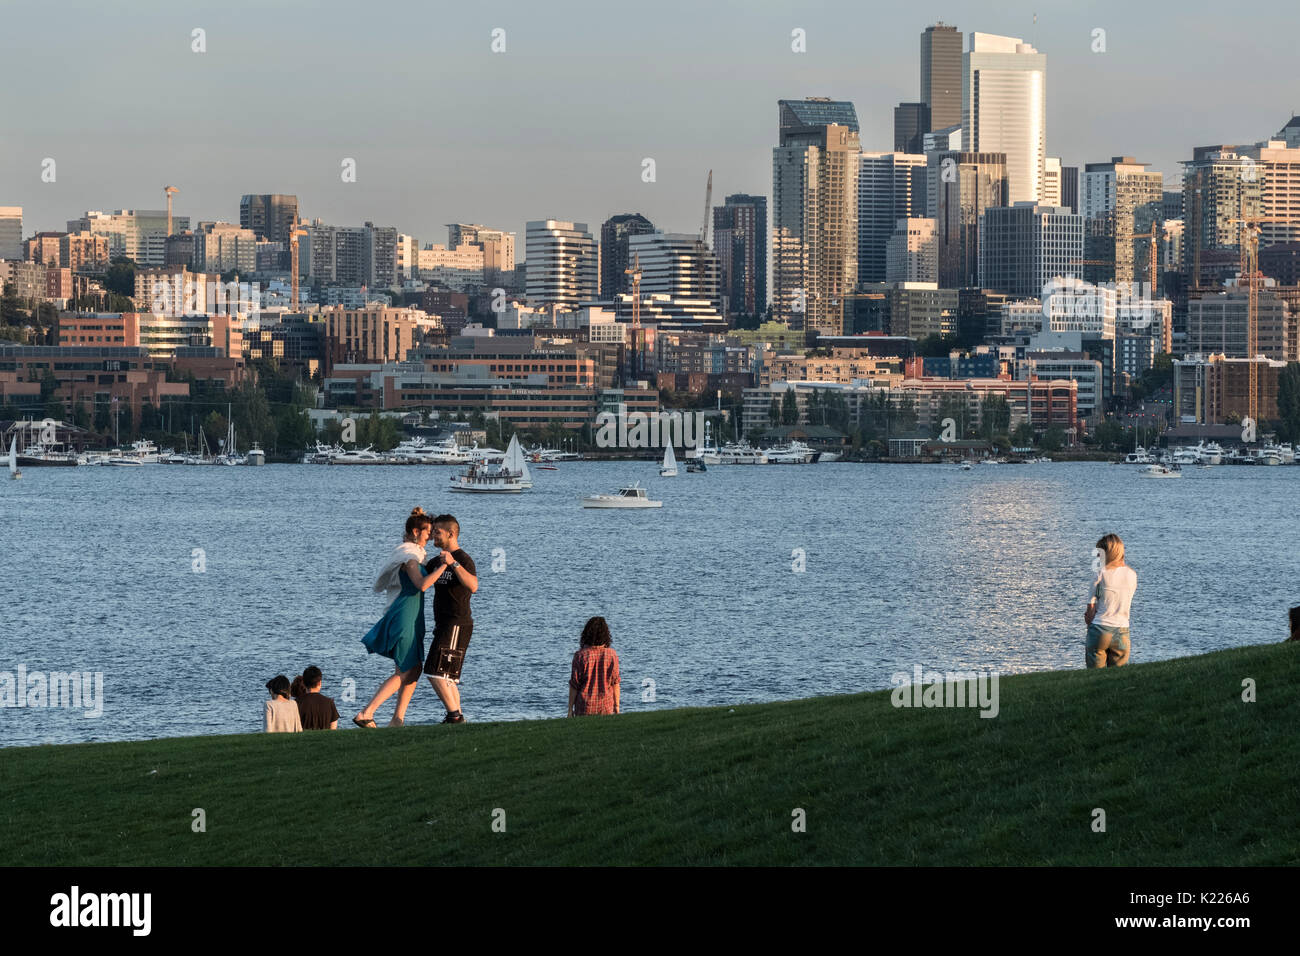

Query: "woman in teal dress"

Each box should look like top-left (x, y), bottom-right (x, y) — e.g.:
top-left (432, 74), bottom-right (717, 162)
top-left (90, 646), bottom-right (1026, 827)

top-left (353, 508), bottom-right (441, 728)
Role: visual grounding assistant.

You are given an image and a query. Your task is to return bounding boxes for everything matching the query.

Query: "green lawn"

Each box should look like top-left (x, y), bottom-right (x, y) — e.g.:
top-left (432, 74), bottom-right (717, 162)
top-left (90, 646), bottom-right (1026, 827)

top-left (1, 642), bottom-right (1295, 866)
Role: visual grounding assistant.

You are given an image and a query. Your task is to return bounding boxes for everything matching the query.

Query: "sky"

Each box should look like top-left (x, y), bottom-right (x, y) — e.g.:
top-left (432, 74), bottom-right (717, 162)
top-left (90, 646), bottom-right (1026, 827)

top-left (2, 0), bottom-right (1297, 246)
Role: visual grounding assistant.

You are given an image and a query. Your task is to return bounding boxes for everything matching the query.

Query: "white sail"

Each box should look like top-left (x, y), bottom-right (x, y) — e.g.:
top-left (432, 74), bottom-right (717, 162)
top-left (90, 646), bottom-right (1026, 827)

top-left (504, 434), bottom-right (532, 486)
top-left (660, 442), bottom-right (678, 476)
top-left (7, 437), bottom-right (16, 474)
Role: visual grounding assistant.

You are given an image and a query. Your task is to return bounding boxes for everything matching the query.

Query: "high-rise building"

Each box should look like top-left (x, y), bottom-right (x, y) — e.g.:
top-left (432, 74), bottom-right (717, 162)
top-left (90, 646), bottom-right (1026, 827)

top-left (921, 22), bottom-right (963, 132)
top-left (239, 195), bottom-right (299, 243)
top-left (1083, 156), bottom-right (1164, 286)
top-left (859, 152), bottom-right (927, 283)
top-left (773, 114), bottom-right (860, 335)
top-left (1182, 146), bottom-right (1263, 288)
top-left (193, 222), bottom-right (258, 275)
top-left (978, 203), bottom-right (1084, 299)
top-left (396, 234), bottom-right (418, 280)
top-left (0, 207), bottom-right (22, 261)
top-left (929, 151), bottom-right (1009, 288)
top-left (1239, 138), bottom-right (1300, 247)
top-left (1042, 157), bottom-right (1063, 206)
top-left (1060, 166), bottom-right (1080, 214)
top-left (24, 232), bottom-right (63, 267)
top-left (66, 210), bottom-right (188, 267)
top-left (779, 98), bottom-right (859, 136)
top-left (1277, 116), bottom-right (1300, 150)
top-left (886, 218), bottom-right (939, 283)
top-left (713, 195), bottom-right (767, 318)
top-left (894, 103), bottom-right (930, 154)
top-left (963, 33), bottom-right (1047, 205)
top-left (304, 222), bottom-right (397, 288)
top-left (526, 220), bottom-right (598, 306)
top-left (447, 224), bottom-right (516, 285)
top-left (628, 232), bottom-right (721, 313)
top-left (599, 214), bottom-right (655, 298)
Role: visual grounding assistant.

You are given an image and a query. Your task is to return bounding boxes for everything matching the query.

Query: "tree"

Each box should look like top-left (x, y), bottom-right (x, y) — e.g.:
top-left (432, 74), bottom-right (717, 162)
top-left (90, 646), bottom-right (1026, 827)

top-left (1277, 363), bottom-right (1300, 444)
top-left (780, 389), bottom-right (799, 425)
top-left (768, 397), bottom-right (780, 426)
top-left (1040, 425), bottom-right (1066, 452)
top-left (103, 259), bottom-right (136, 298)
top-left (980, 394), bottom-right (1011, 441)
top-left (1012, 420), bottom-right (1036, 448)
top-left (202, 411), bottom-right (228, 451)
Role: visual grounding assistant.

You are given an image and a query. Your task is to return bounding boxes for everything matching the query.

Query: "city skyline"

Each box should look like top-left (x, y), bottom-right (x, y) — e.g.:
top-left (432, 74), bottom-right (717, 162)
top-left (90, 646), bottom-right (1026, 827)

top-left (3, 0), bottom-right (1298, 245)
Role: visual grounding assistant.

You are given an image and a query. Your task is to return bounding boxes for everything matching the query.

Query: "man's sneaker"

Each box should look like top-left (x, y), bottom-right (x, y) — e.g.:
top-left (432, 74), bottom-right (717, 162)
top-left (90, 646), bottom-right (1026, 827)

top-left (442, 711), bottom-right (465, 724)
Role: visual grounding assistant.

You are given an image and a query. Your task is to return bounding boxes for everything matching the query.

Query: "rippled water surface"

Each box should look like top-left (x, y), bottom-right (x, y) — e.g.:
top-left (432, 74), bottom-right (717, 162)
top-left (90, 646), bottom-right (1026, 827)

top-left (2, 461), bottom-right (1296, 747)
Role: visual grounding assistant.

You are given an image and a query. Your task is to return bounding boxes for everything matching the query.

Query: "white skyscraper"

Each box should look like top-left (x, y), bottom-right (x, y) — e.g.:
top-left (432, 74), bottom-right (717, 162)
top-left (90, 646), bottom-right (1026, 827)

top-left (963, 32), bottom-right (1047, 205)
top-left (0, 207), bottom-right (22, 260)
top-left (525, 220), bottom-right (598, 306)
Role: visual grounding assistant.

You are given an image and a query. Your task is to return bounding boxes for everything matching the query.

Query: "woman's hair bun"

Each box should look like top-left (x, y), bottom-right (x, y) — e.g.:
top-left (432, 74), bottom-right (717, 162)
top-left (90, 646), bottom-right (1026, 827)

top-left (411, 506), bottom-right (425, 516)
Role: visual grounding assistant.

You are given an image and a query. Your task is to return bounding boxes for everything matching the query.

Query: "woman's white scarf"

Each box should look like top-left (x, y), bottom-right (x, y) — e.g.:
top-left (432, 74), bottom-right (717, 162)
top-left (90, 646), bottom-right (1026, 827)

top-left (374, 541), bottom-right (427, 606)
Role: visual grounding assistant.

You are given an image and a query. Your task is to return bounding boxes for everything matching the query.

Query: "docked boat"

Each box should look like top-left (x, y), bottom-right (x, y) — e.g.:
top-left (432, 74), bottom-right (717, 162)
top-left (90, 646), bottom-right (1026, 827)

top-left (1137, 463), bottom-right (1182, 478)
top-left (684, 421), bottom-right (721, 466)
top-left (328, 445), bottom-right (388, 465)
top-left (660, 443), bottom-right (678, 477)
top-left (245, 443), bottom-right (266, 466)
top-left (302, 442), bottom-right (342, 464)
top-left (391, 436), bottom-right (472, 465)
top-left (580, 482), bottom-right (663, 509)
top-left (816, 449), bottom-right (842, 463)
top-left (717, 441), bottom-right (767, 465)
top-left (762, 440), bottom-right (816, 464)
top-left (448, 459), bottom-right (525, 493)
top-left (16, 443), bottom-right (81, 467)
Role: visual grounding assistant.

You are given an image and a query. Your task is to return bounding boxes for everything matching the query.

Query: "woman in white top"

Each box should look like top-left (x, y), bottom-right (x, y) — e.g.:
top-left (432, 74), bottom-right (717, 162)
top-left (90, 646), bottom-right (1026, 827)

top-left (1084, 533), bottom-right (1138, 668)
top-left (264, 675), bottom-right (303, 732)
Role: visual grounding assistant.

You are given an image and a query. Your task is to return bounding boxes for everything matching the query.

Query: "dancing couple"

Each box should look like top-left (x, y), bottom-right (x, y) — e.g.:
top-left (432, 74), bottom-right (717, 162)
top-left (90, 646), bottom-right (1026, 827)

top-left (353, 507), bottom-right (478, 727)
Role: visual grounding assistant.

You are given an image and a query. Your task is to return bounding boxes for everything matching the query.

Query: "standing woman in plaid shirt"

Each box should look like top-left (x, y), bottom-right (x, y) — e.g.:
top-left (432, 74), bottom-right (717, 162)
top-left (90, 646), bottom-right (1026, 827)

top-left (568, 617), bottom-right (620, 716)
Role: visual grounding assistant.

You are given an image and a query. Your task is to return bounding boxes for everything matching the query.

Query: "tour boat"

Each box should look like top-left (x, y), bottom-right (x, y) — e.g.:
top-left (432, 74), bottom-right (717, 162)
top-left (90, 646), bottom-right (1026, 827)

top-left (16, 442), bottom-right (81, 467)
top-left (448, 460), bottom-right (525, 493)
top-left (580, 482), bottom-right (663, 509)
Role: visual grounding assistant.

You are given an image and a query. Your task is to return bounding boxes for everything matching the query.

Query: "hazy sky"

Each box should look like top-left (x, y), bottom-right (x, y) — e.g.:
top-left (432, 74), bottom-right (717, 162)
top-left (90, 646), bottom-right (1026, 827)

top-left (3, 0), bottom-right (1297, 245)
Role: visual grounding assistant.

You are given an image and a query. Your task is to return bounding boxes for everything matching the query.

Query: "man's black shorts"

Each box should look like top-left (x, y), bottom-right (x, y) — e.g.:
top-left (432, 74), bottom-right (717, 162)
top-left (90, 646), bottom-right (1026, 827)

top-left (424, 620), bottom-right (473, 682)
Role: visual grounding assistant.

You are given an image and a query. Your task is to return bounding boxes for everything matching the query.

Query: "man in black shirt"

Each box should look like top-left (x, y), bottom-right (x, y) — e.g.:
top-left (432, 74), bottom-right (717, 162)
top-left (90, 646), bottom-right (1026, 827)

top-left (423, 514), bottom-right (478, 723)
top-left (296, 665), bottom-right (340, 730)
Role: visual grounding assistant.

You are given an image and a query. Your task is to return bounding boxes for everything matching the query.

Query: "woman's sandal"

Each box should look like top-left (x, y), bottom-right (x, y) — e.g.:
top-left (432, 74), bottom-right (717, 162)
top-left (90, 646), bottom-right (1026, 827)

top-left (352, 714), bottom-right (377, 729)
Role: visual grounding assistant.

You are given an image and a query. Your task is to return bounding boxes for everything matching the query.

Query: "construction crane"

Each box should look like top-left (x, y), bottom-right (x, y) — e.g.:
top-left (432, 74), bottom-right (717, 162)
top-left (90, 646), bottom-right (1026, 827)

top-left (289, 220), bottom-right (308, 310)
top-left (1230, 214), bottom-right (1296, 428)
top-left (164, 186), bottom-right (179, 236)
top-left (700, 170), bottom-right (712, 246)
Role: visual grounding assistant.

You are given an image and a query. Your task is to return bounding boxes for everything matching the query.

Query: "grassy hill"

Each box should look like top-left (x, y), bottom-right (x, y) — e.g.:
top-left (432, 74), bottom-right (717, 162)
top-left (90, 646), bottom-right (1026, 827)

top-left (1, 642), bottom-right (1295, 866)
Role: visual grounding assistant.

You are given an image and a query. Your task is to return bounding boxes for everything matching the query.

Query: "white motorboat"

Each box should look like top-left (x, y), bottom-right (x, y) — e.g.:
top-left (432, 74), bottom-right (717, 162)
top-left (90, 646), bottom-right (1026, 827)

top-left (1123, 445), bottom-right (1155, 465)
top-left (717, 441), bottom-right (767, 465)
top-left (762, 440), bottom-right (816, 464)
top-left (245, 444), bottom-right (266, 466)
top-left (580, 482), bottom-right (663, 509)
top-left (960, 461), bottom-right (973, 471)
top-left (685, 421), bottom-right (721, 465)
top-left (816, 449), bottom-right (842, 463)
top-left (328, 445), bottom-right (388, 465)
top-left (1195, 441), bottom-right (1224, 466)
top-left (449, 459), bottom-right (526, 493)
top-left (502, 434), bottom-right (533, 488)
top-left (1137, 463), bottom-right (1182, 478)
top-left (660, 443), bottom-right (678, 477)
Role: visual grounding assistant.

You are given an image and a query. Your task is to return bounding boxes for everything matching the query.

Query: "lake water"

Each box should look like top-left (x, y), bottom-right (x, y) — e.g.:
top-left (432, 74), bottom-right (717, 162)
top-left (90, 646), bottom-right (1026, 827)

top-left (2, 461), bottom-right (1296, 747)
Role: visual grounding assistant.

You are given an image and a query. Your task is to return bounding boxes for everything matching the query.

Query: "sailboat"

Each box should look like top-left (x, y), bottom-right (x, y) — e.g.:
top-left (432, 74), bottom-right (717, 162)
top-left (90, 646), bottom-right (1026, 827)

top-left (660, 442), bottom-right (677, 477)
top-left (7, 437), bottom-right (20, 480)
top-left (502, 434), bottom-right (532, 488)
